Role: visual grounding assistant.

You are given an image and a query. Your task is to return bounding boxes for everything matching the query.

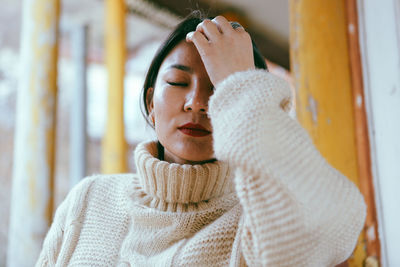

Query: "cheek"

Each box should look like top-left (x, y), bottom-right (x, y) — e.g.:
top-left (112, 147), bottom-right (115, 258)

top-left (153, 87), bottom-right (184, 130)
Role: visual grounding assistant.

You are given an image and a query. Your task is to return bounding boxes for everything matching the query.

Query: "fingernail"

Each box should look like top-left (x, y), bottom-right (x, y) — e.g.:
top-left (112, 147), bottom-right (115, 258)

top-left (186, 31), bottom-right (194, 40)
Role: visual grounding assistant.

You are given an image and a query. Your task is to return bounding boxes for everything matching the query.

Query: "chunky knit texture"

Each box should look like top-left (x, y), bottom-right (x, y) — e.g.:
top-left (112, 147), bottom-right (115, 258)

top-left (36, 70), bottom-right (366, 267)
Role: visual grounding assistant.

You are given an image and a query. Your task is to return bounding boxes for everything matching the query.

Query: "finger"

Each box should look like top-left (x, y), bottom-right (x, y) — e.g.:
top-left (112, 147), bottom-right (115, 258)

top-left (212, 16), bottom-right (235, 34)
top-left (186, 31), bottom-right (209, 54)
top-left (196, 19), bottom-right (221, 41)
top-left (230, 21), bottom-right (245, 32)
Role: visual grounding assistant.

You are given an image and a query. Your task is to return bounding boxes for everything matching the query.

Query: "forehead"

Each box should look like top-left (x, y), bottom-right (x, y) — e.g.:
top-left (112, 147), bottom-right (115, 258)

top-left (159, 41), bottom-right (204, 71)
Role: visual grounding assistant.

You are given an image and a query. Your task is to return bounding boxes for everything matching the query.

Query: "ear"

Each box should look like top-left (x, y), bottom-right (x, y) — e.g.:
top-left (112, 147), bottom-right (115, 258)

top-left (149, 109), bottom-right (155, 126)
top-left (146, 87), bottom-right (154, 113)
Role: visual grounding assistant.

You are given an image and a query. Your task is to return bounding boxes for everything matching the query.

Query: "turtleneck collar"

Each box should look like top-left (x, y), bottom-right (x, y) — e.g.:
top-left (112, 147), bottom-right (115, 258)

top-left (133, 141), bottom-right (234, 206)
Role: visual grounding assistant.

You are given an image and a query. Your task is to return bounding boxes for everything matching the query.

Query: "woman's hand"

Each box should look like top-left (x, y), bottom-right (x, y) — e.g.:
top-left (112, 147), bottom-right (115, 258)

top-left (186, 16), bottom-right (255, 87)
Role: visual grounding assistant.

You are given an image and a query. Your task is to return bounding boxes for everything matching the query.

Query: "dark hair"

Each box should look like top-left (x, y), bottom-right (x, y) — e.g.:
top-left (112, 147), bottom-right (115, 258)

top-left (141, 10), bottom-right (268, 127)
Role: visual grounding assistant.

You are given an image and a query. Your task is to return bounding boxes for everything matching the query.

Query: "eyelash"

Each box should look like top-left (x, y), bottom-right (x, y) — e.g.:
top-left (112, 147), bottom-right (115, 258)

top-left (166, 81), bottom-right (215, 92)
top-left (167, 82), bottom-right (188, 87)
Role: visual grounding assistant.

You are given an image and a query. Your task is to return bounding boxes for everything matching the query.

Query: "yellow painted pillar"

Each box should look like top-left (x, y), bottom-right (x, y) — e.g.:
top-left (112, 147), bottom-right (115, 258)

top-left (7, 0), bottom-right (60, 265)
top-left (102, 0), bottom-right (128, 173)
top-left (289, 0), bottom-right (366, 266)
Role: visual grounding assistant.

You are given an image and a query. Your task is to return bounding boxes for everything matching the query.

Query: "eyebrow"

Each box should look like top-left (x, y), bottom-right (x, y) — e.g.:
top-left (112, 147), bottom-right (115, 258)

top-left (167, 64), bottom-right (193, 73)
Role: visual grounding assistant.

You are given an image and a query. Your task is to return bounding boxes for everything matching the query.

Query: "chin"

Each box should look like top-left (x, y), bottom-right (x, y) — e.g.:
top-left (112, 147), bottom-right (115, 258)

top-left (180, 150), bottom-right (214, 163)
top-left (183, 141), bottom-right (214, 160)
top-left (170, 144), bottom-right (213, 164)
top-left (160, 134), bottom-right (215, 164)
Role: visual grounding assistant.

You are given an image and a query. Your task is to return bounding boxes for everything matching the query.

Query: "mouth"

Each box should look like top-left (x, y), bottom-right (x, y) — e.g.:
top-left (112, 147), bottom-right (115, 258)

top-left (178, 123), bottom-right (211, 137)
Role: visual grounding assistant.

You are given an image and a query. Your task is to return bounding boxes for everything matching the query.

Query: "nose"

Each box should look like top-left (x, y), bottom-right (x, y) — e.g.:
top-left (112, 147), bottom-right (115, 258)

top-left (184, 85), bottom-right (210, 114)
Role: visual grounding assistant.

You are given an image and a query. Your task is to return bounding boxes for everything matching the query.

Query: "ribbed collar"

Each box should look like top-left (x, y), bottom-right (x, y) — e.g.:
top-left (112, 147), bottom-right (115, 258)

top-left (134, 141), bottom-right (233, 205)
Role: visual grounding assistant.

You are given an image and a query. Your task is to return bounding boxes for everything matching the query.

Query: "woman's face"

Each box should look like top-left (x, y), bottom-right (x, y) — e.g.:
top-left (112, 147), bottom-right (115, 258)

top-left (148, 40), bottom-right (215, 164)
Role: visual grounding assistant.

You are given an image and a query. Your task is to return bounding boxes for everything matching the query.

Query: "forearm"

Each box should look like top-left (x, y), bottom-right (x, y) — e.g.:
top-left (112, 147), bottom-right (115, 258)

top-left (209, 69), bottom-right (366, 266)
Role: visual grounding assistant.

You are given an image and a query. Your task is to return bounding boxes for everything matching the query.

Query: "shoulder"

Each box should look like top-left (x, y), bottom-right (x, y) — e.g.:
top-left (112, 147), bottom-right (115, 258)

top-left (79, 173), bottom-right (137, 202)
top-left (84, 173), bottom-right (136, 189)
top-left (60, 173), bottom-right (138, 221)
top-left (69, 173), bottom-right (135, 198)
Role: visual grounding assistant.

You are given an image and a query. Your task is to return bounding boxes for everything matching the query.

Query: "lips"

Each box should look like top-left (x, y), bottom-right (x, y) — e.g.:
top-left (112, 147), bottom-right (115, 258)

top-left (178, 123), bottom-right (211, 137)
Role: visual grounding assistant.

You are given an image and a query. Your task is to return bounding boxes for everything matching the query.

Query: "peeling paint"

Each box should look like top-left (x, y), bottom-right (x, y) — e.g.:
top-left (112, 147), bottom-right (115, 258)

top-left (327, 118), bottom-right (331, 125)
top-left (289, 1), bottom-right (367, 265)
top-left (348, 23), bottom-right (355, 34)
top-left (365, 256), bottom-right (379, 267)
top-left (356, 94), bottom-right (363, 108)
top-left (307, 93), bottom-right (318, 124)
top-left (367, 225), bottom-right (376, 241)
top-left (7, 0), bottom-right (60, 265)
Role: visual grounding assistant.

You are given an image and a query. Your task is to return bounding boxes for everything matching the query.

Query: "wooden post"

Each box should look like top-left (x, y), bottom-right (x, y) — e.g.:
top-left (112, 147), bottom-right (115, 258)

top-left (289, 0), bottom-right (367, 266)
top-left (70, 25), bottom-right (88, 187)
top-left (345, 0), bottom-right (380, 263)
top-left (102, 0), bottom-right (128, 174)
top-left (7, 0), bottom-right (60, 265)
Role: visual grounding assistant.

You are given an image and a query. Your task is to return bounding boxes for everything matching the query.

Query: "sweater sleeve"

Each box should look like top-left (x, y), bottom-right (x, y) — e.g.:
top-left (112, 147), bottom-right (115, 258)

top-left (208, 69), bottom-right (366, 267)
top-left (35, 176), bottom-right (95, 267)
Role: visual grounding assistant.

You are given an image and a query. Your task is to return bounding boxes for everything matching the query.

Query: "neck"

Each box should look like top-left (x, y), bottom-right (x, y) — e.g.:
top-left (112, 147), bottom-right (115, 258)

top-left (160, 142), bottom-right (216, 165)
top-left (132, 141), bottom-right (235, 211)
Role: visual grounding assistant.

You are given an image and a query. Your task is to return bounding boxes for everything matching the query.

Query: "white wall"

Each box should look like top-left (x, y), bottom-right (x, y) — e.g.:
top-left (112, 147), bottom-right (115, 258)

top-left (358, 0), bottom-right (400, 266)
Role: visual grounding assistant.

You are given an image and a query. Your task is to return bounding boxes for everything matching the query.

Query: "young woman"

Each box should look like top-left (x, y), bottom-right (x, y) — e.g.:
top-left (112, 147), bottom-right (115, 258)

top-left (36, 12), bottom-right (366, 266)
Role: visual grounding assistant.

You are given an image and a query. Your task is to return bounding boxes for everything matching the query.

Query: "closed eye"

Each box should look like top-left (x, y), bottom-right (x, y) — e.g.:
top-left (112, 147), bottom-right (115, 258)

top-left (167, 82), bottom-right (188, 87)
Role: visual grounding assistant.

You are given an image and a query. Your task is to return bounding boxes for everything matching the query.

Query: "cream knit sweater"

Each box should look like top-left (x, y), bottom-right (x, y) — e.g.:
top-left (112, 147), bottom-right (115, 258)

top-left (36, 70), bottom-right (366, 267)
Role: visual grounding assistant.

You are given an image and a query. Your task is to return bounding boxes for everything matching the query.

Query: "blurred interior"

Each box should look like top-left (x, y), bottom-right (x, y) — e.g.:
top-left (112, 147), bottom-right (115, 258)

top-left (1, 0), bottom-right (399, 266)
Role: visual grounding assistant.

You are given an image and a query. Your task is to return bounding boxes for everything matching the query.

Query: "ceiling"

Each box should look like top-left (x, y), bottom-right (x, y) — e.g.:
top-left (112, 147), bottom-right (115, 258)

top-left (139, 0), bottom-right (290, 67)
top-left (0, 0), bottom-right (290, 67)
top-left (202, 0), bottom-right (289, 48)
